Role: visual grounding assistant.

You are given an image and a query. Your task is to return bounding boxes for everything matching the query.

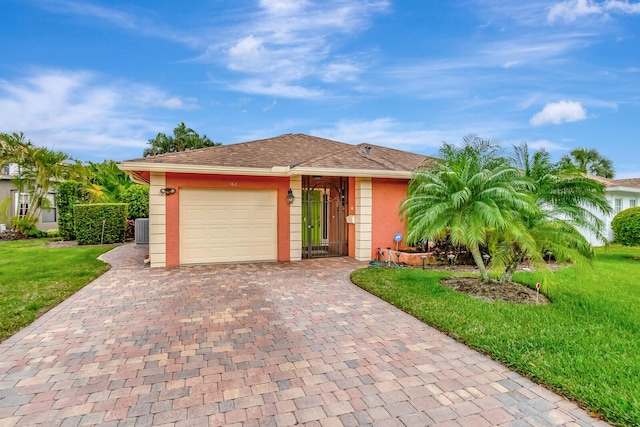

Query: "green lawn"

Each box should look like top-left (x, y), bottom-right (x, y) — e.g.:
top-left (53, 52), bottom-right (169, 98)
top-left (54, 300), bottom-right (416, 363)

top-left (0, 239), bottom-right (114, 342)
top-left (351, 245), bottom-right (640, 427)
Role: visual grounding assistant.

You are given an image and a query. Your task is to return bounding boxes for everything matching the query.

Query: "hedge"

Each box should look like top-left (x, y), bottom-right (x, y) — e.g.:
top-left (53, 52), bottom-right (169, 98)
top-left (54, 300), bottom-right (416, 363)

top-left (74, 203), bottom-right (128, 245)
top-left (611, 206), bottom-right (640, 246)
top-left (118, 184), bottom-right (149, 220)
top-left (57, 180), bottom-right (84, 241)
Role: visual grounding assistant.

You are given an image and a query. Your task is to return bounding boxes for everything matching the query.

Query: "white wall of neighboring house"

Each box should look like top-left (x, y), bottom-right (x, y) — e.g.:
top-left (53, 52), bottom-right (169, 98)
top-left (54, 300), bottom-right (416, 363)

top-left (583, 186), bottom-right (640, 246)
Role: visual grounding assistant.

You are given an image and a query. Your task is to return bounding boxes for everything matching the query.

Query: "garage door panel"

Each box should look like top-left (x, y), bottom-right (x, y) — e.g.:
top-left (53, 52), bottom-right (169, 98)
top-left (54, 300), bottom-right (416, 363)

top-left (180, 188), bottom-right (278, 264)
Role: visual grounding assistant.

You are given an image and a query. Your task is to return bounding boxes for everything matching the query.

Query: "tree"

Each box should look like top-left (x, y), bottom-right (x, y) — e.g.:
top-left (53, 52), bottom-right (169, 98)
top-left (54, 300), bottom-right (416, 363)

top-left (0, 132), bottom-right (69, 234)
top-left (143, 122), bottom-right (221, 156)
top-left (83, 160), bottom-right (132, 202)
top-left (491, 143), bottom-right (612, 282)
top-left (401, 135), bottom-right (538, 282)
top-left (560, 147), bottom-right (615, 178)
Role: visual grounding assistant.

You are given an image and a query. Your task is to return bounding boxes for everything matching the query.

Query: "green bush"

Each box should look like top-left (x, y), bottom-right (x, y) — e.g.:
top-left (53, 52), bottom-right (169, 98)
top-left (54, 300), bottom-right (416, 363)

top-left (46, 229), bottom-right (60, 238)
top-left (57, 181), bottom-right (84, 240)
top-left (118, 184), bottom-right (149, 219)
top-left (74, 203), bottom-right (127, 245)
top-left (611, 206), bottom-right (640, 246)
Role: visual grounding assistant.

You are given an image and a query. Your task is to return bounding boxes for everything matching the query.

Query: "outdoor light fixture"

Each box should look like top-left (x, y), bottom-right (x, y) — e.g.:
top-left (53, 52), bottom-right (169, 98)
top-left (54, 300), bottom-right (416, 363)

top-left (160, 187), bottom-right (176, 195)
top-left (287, 189), bottom-right (295, 204)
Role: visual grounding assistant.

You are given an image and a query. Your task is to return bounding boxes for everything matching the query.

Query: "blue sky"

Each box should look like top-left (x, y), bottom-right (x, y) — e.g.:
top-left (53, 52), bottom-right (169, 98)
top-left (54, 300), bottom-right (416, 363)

top-left (1, 0), bottom-right (639, 177)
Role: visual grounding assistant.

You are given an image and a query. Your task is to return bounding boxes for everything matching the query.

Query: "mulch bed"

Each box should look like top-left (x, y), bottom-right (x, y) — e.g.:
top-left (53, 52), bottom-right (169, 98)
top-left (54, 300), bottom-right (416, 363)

top-left (440, 276), bottom-right (550, 305)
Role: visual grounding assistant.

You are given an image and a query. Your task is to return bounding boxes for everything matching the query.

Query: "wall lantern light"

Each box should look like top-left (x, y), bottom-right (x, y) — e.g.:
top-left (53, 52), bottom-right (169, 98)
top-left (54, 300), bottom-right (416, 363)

top-left (160, 187), bottom-right (176, 195)
top-left (287, 189), bottom-right (295, 204)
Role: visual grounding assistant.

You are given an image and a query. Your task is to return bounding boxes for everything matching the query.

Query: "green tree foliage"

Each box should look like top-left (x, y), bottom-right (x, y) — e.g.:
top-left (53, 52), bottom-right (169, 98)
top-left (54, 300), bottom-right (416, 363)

top-left (402, 135), bottom-right (538, 282)
top-left (0, 132), bottom-right (69, 234)
top-left (74, 203), bottom-right (127, 245)
top-left (83, 160), bottom-right (132, 202)
top-left (611, 207), bottom-right (640, 246)
top-left (493, 143), bottom-right (612, 282)
top-left (143, 122), bottom-right (221, 157)
top-left (560, 147), bottom-right (615, 178)
top-left (119, 185), bottom-right (149, 219)
top-left (403, 136), bottom-right (612, 284)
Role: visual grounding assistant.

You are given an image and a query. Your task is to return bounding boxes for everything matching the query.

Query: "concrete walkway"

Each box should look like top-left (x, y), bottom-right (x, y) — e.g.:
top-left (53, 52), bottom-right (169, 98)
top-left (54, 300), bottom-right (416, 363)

top-left (0, 243), bottom-right (608, 426)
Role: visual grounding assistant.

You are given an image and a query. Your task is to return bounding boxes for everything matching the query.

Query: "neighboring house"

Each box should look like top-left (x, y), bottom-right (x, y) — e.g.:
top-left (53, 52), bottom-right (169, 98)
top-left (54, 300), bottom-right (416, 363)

top-left (584, 175), bottom-right (640, 246)
top-left (0, 164), bottom-right (58, 231)
top-left (119, 133), bottom-right (431, 268)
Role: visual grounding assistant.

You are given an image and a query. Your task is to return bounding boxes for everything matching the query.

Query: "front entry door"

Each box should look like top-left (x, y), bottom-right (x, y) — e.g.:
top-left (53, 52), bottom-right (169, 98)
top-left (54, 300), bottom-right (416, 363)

top-left (302, 178), bottom-right (348, 258)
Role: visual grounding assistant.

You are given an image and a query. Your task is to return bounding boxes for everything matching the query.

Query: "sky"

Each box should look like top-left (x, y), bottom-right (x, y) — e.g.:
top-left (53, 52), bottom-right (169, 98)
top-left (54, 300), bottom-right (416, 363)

top-left (1, 0), bottom-right (639, 177)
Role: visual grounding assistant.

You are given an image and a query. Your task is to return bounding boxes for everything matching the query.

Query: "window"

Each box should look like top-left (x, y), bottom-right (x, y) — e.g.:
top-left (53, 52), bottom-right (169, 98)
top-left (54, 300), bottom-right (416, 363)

top-left (41, 193), bottom-right (57, 223)
top-left (614, 198), bottom-right (623, 214)
top-left (630, 199), bottom-right (637, 208)
top-left (14, 192), bottom-right (30, 218)
top-left (1, 165), bottom-right (9, 176)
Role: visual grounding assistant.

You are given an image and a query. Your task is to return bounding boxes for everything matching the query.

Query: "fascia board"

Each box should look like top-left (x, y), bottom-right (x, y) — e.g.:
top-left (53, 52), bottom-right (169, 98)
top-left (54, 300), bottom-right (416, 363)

top-left (118, 162), bottom-right (413, 179)
top-left (291, 167), bottom-right (413, 179)
top-left (118, 162), bottom-right (290, 177)
top-left (606, 186), bottom-right (640, 193)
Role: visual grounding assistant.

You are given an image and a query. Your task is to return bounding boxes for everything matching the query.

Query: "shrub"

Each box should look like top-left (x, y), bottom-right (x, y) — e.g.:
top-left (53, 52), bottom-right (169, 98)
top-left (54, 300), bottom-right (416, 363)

top-left (46, 229), bottom-right (60, 238)
top-left (118, 184), bottom-right (149, 220)
top-left (9, 216), bottom-right (40, 237)
top-left (74, 203), bottom-right (128, 245)
top-left (57, 181), bottom-right (85, 240)
top-left (611, 206), bottom-right (640, 246)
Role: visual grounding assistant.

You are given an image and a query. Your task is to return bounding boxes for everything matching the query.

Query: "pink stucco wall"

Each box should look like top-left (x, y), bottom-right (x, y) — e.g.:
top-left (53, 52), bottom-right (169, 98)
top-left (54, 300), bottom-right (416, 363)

top-left (371, 178), bottom-right (410, 259)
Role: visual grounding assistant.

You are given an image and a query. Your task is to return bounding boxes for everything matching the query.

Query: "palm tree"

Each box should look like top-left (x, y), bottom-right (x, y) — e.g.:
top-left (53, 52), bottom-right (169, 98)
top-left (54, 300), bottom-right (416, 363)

top-left (495, 143), bottom-right (612, 282)
top-left (143, 123), bottom-right (221, 156)
top-left (83, 160), bottom-right (133, 202)
top-left (560, 147), bottom-right (615, 178)
top-left (0, 133), bottom-right (69, 232)
top-left (402, 136), bottom-right (538, 282)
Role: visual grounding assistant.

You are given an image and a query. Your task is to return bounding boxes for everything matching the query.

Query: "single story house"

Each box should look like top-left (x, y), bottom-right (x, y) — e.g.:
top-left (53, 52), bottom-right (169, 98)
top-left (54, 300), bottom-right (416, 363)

top-left (119, 134), bottom-right (431, 268)
top-left (584, 175), bottom-right (640, 245)
top-left (0, 164), bottom-right (58, 231)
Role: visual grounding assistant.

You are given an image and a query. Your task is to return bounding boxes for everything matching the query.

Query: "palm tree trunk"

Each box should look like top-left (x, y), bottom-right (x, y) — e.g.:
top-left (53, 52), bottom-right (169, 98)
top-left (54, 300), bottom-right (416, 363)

top-left (469, 245), bottom-right (489, 282)
top-left (500, 249), bottom-right (524, 283)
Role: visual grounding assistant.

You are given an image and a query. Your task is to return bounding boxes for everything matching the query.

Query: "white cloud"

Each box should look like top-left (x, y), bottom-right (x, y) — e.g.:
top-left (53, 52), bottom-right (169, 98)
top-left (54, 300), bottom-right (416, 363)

top-left (525, 139), bottom-right (568, 151)
top-left (604, 0), bottom-right (640, 13)
top-left (530, 100), bottom-right (588, 125)
top-left (35, 0), bottom-right (200, 47)
top-left (321, 62), bottom-right (361, 83)
top-left (548, 0), bottom-right (602, 22)
top-left (259, 0), bottom-right (309, 14)
top-left (206, 0), bottom-right (389, 97)
top-left (228, 79), bottom-right (324, 99)
top-left (548, 0), bottom-right (640, 22)
top-left (0, 69), bottom-right (194, 159)
top-left (310, 118), bottom-right (472, 152)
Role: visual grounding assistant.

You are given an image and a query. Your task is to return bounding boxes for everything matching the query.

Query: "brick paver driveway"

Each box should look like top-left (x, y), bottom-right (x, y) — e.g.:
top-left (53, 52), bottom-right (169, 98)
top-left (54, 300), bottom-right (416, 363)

top-left (0, 244), bottom-right (608, 427)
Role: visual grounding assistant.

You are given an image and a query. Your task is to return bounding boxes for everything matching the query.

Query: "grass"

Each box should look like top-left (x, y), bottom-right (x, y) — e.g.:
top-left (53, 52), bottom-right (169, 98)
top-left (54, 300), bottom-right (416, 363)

top-left (0, 239), bottom-right (114, 342)
top-left (351, 245), bottom-right (640, 427)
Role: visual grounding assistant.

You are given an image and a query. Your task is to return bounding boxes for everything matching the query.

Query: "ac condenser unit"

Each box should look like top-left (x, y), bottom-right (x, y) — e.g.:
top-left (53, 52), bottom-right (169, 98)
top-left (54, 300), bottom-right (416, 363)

top-left (135, 218), bottom-right (149, 244)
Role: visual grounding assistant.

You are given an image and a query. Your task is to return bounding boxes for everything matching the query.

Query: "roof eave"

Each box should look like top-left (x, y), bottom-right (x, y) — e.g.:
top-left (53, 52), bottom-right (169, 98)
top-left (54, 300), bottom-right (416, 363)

top-left (119, 162), bottom-right (291, 177)
top-left (118, 162), bottom-right (413, 179)
top-left (292, 167), bottom-right (413, 179)
top-left (606, 186), bottom-right (640, 193)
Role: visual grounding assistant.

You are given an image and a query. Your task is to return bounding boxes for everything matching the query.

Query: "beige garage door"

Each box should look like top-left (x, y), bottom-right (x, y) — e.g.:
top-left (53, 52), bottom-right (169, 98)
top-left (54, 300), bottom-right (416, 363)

top-left (180, 188), bottom-right (278, 264)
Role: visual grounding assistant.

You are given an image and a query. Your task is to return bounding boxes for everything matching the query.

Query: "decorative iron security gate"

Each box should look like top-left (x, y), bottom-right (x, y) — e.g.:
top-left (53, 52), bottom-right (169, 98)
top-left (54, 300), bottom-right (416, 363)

top-left (302, 177), bottom-right (349, 258)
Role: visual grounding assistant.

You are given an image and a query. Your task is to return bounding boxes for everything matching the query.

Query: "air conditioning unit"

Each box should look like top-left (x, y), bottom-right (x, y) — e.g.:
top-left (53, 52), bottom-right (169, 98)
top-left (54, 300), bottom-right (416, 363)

top-left (135, 218), bottom-right (149, 244)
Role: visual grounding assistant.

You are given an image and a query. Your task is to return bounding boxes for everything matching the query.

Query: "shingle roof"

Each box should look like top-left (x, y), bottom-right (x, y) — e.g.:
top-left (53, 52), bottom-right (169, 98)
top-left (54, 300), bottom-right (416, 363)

top-left (122, 133), bottom-right (431, 173)
top-left (587, 174), bottom-right (640, 189)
